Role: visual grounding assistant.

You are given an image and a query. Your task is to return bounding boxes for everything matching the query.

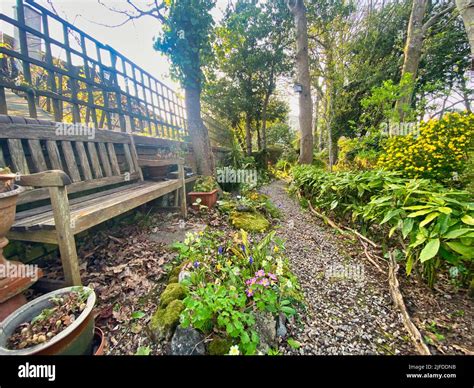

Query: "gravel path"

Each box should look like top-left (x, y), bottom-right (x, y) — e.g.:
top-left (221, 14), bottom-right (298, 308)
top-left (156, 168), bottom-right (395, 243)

top-left (261, 181), bottom-right (415, 355)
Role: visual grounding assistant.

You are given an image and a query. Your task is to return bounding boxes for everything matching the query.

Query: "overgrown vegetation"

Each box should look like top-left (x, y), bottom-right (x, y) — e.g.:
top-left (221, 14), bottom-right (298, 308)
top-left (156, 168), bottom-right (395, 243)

top-left (172, 230), bottom-right (302, 355)
top-left (291, 165), bottom-right (474, 287)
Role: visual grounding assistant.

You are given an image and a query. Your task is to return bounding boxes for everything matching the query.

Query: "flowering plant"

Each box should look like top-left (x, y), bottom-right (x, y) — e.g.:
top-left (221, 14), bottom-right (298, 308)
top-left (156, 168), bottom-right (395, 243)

top-left (378, 111), bottom-right (474, 184)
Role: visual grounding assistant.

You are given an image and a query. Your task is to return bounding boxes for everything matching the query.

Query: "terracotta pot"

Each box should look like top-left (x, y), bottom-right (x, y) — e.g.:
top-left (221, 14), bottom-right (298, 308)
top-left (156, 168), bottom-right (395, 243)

top-left (189, 189), bottom-right (218, 210)
top-left (0, 183), bottom-right (38, 312)
top-left (0, 287), bottom-right (96, 355)
top-left (92, 327), bottom-right (105, 355)
top-left (0, 184), bottom-right (24, 244)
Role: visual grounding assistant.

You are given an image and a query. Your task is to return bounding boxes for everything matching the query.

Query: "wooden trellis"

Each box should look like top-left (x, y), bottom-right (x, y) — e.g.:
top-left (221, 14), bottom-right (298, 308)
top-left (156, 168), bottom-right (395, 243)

top-left (0, 0), bottom-right (188, 141)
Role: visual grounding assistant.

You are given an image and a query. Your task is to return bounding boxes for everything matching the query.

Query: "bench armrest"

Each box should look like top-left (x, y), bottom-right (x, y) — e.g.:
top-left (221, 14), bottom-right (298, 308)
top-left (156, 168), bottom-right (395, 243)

top-left (17, 170), bottom-right (72, 187)
top-left (137, 158), bottom-right (184, 167)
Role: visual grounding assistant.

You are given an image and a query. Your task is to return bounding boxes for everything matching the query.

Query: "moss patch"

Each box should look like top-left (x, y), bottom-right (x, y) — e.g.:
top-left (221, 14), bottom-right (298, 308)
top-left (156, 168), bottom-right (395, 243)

top-left (159, 282), bottom-right (187, 308)
top-left (230, 211), bottom-right (270, 232)
top-left (208, 337), bottom-right (232, 355)
top-left (168, 261), bottom-right (190, 284)
top-left (149, 299), bottom-right (185, 341)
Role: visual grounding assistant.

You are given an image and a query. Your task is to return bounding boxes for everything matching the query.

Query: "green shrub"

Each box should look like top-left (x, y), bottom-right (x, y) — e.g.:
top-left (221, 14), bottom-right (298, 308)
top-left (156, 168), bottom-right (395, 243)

top-left (334, 131), bottom-right (383, 171)
top-left (291, 165), bottom-right (474, 287)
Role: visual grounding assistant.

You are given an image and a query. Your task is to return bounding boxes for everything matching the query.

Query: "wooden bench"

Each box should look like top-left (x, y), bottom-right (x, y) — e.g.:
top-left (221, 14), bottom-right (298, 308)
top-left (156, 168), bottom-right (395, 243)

top-left (0, 123), bottom-right (187, 286)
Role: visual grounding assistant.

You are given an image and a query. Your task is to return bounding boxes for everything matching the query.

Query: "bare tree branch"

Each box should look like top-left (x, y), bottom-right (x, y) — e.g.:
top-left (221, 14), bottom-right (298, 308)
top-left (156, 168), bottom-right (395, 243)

top-left (422, 3), bottom-right (456, 35)
top-left (95, 0), bottom-right (168, 28)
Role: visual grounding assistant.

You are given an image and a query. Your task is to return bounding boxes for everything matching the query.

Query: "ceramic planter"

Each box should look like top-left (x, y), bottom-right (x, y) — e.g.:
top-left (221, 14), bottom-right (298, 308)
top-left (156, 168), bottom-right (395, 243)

top-left (189, 189), bottom-right (218, 210)
top-left (0, 286), bottom-right (96, 355)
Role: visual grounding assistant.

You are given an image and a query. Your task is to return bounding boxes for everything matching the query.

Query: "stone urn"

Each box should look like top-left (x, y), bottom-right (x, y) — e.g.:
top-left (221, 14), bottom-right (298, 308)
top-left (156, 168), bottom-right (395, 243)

top-left (0, 173), bottom-right (42, 321)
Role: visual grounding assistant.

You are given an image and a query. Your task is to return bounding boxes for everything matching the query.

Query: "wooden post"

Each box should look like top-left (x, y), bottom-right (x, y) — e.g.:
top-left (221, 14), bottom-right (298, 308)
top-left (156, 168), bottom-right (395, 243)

top-left (178, 162), bottom-right (187, 218)
top-left (48, 186), bottom-right (81, 286)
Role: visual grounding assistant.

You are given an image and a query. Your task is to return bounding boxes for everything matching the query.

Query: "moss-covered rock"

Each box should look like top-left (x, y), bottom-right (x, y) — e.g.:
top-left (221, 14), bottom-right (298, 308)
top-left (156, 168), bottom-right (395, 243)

top-left (230, 211), bottom-right (270, 232)
top-left (168, 261), bottom-right (189, 284)
top-left (159, 282), bottom-right (187, 308)
top-left (149, 299), bottom-right (185, 342)
top-left (207, 337), bottom-right (232, 355)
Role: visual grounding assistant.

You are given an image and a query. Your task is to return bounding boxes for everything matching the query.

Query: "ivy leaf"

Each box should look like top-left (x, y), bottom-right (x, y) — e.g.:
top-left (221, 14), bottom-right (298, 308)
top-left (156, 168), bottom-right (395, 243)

top-left (419, 239), bottom-right (440, 263)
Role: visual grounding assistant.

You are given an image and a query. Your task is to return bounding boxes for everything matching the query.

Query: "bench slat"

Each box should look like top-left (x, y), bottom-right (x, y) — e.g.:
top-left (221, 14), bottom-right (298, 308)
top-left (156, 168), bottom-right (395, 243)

top-left (46, 140), bottom-right (64, 170)
top-left (15, 181), bottom-right (146, 222)
top-left (87, 142), bottom-right (103, 179)
top-left (123, 143), bottom-right (136, 174)
top-left (61, 141), bottom-right (81, 182)
top-left (98, 142), bottom-right (112, 177)
top-left (28, 140), bottom-right (48, 172)
top-left (12, 179), bottom-right (180, 232)
top-left (8, 139), bottom-right (30, 175)
top-left (17, 172), bottom-right (142, 205)
top-left (107, 143), bottom-right (121, 175)
top-left (14, 181), bottom-right (146, 227)
top-left (75, 141), bottom-right (93, 180)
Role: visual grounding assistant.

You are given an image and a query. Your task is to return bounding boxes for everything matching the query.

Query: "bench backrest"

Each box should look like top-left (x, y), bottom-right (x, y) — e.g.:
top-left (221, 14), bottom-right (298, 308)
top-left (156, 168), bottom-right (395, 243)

top-left (0, 123), bottom-right (143, 205)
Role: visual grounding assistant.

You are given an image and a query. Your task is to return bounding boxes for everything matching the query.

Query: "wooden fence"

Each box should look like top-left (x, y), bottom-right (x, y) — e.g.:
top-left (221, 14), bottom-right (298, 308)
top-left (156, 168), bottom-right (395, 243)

top-left (0, 0), bottom-right (188, 141)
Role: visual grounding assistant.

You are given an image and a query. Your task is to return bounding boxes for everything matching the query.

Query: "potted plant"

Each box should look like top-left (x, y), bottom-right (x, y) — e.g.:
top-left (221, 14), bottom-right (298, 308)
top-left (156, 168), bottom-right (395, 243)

top-left (0, 167), bottom-right (39, 321)
top-left (189, 176), bottom-right (219, 210)
top-left (0, 286), bottom-right (97, 355)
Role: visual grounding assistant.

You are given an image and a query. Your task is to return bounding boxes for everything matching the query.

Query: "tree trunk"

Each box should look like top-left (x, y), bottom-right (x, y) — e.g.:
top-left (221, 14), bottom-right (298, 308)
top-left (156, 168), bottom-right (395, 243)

top-left (261, 92), bottom-right (270, 151)
top-left (456, 0), bottom-right (474, 57)
top-left (245, 112), bottom-right (252, 156)
top-left (396, 0), bottom-right (428, 121)
top-left (185, 86), bottom-right (214, 175)
top-left (313, 76), bottom-right (320, 151)
top-left (288, 0), bottom-right (313, 164)
top-left (256, 119), bottom-right (262, 151)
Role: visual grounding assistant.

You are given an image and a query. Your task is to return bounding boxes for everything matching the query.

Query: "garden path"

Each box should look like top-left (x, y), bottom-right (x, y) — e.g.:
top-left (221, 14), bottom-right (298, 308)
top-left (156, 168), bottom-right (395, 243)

top-left (261, 181), bottom-right (415, 355)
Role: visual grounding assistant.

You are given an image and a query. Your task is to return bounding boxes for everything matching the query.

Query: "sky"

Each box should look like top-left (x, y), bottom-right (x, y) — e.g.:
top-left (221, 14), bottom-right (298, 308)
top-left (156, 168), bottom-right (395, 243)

top-left (0, 0), bottom-right (299, 123)
top-left (0, 0), bottom-right (229, 91)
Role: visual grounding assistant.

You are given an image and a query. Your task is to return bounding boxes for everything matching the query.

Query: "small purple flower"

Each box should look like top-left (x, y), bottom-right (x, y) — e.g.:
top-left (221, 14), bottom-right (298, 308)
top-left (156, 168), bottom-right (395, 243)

top-left (249, 256), bottom-right (254, 265)
top-left (246, 288), bottom-right (254, 297)
top-left (255, 269), bottom-right (265, 278)
top-left (260, 278), bottom-right (270, 287)
top-left (193, 261), bottom-right (200, 269)
top-left (218, 246), bottom-right (223, 255)
top-left (268, 273), bottom-right (277, 281)
top-left (240, 244), bottom-right (246, 253)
